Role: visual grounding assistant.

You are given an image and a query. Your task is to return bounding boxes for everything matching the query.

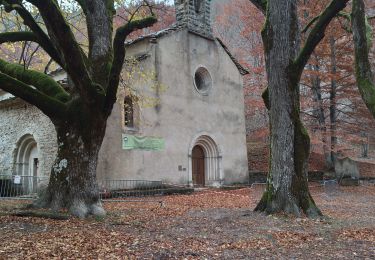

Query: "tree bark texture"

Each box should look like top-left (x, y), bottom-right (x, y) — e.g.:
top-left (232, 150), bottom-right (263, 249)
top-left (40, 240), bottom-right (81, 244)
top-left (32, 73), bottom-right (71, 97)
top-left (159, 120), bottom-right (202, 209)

top-left (253, 0), bottom-right (348, 217)
top-left (35, 102), bottom-right (107, 218)
top-left (254, 0), bottom-right (322, 217)
top-left (310, 59), bottom-right (332, 169)
top-left (329, 37), bottom-right (338, 165)
top-left (352, 0), bottom-right (375, 118)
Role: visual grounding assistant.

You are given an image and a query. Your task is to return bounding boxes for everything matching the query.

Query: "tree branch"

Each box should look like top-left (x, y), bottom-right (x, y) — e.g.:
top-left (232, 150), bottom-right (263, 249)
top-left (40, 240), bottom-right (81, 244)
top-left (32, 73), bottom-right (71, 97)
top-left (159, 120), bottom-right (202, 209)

top-left (0, 31), bottom-right (37, 44)
top-left (249, 0), bottom-right (267, 15)
top-left (302, 15), bottom-right (320, 34)
top-left (0, 72), bottom-right (67, 118)
top-left (85, 0), bottom-right (115, 86)
top-left (74, 0), bottom-right (87, 15)
top-left (0, 32), bottom-right (64, 69)
top-left (293, 0), bottom-right (349, 82)
top-left (337, 11), bottom-right (351, 20)
top-left (25, 0), bottom-right (96, 101)
top-left (1, 1), bottom-right (64, 67)
top-left (104, 16), bottom-right (157, 115)
top-left (0, 58), bottom-right (70, 102)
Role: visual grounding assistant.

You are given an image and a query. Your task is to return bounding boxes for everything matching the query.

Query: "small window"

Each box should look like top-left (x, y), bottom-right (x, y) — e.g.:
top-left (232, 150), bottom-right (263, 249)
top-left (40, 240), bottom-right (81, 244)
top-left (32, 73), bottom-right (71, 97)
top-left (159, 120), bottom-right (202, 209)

top-left (194, 67), bottom-right (212, 94)
top-left (124, 96), bottom-right (134, 128)
top-left (194, 0), bottom-right (203, 13)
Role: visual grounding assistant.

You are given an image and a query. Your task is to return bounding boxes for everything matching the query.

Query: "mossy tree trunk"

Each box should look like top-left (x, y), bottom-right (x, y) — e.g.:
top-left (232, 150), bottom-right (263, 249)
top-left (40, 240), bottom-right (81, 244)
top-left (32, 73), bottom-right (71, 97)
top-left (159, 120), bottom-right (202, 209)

top-left (0, 0), bottom-right (157, 218)
top-left (352, 0), bottom-right (375, 118)
top-left (250, 0), bottom-right (348, 217)
top-left (36, 101), bottom-right (107, 218)
top-left (46, 131), bottom-right (104, 218)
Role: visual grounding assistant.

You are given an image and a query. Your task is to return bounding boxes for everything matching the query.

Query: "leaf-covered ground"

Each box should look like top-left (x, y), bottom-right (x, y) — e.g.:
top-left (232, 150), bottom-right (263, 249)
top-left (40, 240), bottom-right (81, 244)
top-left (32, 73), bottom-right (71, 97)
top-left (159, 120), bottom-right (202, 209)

top-left (0, 183), bottom-right (374, 259)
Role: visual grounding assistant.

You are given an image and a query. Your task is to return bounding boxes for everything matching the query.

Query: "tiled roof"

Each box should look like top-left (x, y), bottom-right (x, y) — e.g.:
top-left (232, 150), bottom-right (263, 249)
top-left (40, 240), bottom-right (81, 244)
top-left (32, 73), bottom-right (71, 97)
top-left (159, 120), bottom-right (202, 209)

top-left (125, 24), bottom-right (184, 45)
top-left (215, 38), bottom-right (249, 75)
top-left (125, 25), bottom-right (249, 76)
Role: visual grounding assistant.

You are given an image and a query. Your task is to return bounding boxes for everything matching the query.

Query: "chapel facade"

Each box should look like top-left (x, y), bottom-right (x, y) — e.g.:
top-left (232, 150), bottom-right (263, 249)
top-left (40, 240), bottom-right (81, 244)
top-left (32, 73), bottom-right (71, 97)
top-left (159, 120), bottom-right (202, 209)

top-left (0, 0), bottom-right (249, 187)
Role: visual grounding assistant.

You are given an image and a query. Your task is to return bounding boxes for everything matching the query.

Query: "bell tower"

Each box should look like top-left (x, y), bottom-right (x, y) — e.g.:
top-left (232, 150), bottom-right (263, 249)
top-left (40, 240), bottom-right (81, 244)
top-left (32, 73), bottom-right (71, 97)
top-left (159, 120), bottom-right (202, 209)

top-left (175, 0), bottom-right (212, 37)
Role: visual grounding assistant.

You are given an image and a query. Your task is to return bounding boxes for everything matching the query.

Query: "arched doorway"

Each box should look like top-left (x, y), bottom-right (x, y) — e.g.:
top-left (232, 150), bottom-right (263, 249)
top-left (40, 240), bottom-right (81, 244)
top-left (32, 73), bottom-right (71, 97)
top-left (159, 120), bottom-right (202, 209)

top-left (189, 134), bottom-right (223, 187)
top-left (192, 145), bottom-right (205, 186)
top-left (14, 134), bottom-right (39, 193)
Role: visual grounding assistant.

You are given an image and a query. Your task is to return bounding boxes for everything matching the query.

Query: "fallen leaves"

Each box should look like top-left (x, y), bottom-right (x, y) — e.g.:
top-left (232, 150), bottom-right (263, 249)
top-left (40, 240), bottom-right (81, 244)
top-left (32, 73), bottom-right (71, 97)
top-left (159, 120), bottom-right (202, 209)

top-left (0, 184), bottom-right (374, 259)
top-left (337, 228), bottom-right (375, 242)
top-left (272, 231), bottom-right (318, 248)
top-left (220, 238), bottom-right (273, 250)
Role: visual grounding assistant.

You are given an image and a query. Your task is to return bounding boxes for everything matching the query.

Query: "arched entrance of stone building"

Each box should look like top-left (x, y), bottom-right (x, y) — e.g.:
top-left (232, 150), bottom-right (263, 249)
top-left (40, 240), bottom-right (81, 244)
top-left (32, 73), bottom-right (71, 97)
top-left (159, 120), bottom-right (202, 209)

top-left (192, 145), bottom-right (205, 186)
top-left (189, 134), bottom-right (223, 187)
top-left (14, 134), bottom-right (39, 193)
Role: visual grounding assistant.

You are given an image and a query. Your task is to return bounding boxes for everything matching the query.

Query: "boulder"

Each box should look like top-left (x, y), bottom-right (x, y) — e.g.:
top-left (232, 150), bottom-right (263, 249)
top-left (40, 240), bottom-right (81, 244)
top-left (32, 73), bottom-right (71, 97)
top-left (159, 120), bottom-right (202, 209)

top-left (334, 157), bottom-right (360, 185)
top-left (340, 177), bottom-right (360, 186)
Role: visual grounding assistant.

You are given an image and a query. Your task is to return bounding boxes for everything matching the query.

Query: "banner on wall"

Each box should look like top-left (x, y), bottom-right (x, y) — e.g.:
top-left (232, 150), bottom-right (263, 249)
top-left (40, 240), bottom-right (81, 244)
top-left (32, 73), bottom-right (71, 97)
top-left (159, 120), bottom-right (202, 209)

top-left (122, 134), bottom-right (165, 151)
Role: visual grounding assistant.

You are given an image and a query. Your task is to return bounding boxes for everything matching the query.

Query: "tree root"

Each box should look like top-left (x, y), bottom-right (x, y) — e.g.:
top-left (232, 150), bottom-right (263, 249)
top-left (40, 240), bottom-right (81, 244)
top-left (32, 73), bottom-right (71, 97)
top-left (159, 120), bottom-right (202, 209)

top-left (254, 191), bottom-right (323, 219)
top-left (12, 211), bottom-right (69, 220)
top-left (33, 194), bottom-right (106, 219)
top-left (69, 199), bottom-right (106, 219)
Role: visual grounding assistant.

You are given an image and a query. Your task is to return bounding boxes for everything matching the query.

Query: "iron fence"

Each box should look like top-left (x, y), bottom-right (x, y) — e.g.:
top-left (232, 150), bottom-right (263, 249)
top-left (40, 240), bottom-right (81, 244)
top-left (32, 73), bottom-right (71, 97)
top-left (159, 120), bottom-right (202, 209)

top-left (98, 179), bottom-right (167, 201)
top-left (0, 175), bottom-right (169, 202)
top-left (0, 175), bottom-right (49, 199)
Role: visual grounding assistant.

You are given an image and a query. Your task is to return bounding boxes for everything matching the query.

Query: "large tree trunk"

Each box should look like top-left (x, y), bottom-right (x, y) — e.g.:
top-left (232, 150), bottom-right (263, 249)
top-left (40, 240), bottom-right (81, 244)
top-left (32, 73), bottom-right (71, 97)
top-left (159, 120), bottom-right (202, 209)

top-left (255, 0), bottom-right (322, 217)
top-left (329, 37), bottom-right (338, 165)
top-left (310, 58), bottom-right (332, 169)
top-left (36, 105), bottom-right (107, 218)
top-left (352, 0), bottom-right (375, 117)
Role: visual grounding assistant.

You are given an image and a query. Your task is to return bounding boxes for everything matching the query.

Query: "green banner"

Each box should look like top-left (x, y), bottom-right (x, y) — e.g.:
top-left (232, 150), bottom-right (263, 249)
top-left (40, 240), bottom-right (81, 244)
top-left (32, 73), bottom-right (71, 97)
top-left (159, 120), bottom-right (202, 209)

top-left (122, 134), bottom-right (165, 151)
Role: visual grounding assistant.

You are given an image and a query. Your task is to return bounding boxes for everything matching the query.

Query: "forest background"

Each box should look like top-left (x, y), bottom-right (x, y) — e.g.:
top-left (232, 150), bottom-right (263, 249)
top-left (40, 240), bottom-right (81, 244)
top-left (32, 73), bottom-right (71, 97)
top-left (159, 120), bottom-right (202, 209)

top-left (2, 0), bottom-right (374, 174)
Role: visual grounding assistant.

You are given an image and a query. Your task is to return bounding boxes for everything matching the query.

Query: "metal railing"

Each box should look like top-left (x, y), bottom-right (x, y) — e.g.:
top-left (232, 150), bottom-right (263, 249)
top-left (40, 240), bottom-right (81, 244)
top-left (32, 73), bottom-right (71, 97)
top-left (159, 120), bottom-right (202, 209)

top-left (0, 175), bottom-right (188, 204)
top-left (0, 175), bottom-right (49, 199)
top-left (98, 179), bottom-right (166, 201)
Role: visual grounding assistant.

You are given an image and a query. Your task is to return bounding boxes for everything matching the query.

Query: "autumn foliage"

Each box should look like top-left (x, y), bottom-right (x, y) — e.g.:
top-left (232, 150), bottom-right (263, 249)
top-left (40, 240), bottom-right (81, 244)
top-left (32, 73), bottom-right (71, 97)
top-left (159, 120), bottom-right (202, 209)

top-left (215, 0), bottom-right (375, 172)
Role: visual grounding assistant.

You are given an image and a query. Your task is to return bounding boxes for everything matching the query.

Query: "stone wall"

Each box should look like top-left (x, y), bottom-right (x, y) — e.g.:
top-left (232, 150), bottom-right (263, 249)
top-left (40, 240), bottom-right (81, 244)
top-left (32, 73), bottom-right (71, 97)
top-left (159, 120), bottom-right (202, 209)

top-left (0, 99), bottom-right (57, 177)
top-left (175, 0), bottom-right (212, 37)
top-left (334, 157), bottom-right (360, 180)
top-left (97, 29), bottom-right (249, 185)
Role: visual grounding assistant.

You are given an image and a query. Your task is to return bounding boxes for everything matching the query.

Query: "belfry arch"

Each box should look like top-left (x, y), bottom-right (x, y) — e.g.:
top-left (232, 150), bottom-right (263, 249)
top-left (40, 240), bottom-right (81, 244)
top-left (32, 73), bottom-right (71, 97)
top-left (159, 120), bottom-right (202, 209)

top-left (188, 134), bottom-right (223, 187)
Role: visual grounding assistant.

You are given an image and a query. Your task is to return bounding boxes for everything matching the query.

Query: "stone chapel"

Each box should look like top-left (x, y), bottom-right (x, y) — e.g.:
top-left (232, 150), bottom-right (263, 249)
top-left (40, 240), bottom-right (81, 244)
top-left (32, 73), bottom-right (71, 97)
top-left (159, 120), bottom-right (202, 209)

top-left (0, 0), bottom-right (249, 187)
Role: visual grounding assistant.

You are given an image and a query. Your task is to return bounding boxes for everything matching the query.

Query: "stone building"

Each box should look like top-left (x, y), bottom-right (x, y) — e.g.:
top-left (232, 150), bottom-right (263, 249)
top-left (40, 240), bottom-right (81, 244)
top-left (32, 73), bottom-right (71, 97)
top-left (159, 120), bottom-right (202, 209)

top-left (0, 0), bottom-right (249, 187)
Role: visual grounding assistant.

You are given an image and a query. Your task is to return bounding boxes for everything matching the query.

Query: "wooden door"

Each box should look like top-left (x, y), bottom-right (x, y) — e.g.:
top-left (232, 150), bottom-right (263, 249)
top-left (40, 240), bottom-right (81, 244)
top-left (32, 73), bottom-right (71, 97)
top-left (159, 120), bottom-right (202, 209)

top-left (192, 146), bottom-right (205, 186)
top-left (32, 158), bottom-right (38, 193)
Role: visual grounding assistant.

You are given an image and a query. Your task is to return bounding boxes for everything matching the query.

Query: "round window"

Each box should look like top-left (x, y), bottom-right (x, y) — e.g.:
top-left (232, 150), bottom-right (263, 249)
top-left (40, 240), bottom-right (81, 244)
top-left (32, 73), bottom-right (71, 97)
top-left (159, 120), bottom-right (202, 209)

top-left (194, 67), bottom-right (212, 94)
